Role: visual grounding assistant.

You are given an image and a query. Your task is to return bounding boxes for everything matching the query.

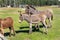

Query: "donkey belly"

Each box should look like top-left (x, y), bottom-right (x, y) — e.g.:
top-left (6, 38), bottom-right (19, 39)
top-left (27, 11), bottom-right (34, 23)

top-left (31, 17), bottom-right (40, 23)
top-left (2, 24), bottom-right (9, 29)
top-left (1, 22), bottom-right (12, 29)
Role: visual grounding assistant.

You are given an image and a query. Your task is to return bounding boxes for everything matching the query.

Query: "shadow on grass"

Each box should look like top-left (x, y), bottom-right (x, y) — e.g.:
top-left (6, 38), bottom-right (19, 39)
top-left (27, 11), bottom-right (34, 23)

top-left (4, 32), bottom-right (10, 36)
top-left (20, 25), bottom-right (43, 29)
top-left (4, 25), bottom-right (44, 36)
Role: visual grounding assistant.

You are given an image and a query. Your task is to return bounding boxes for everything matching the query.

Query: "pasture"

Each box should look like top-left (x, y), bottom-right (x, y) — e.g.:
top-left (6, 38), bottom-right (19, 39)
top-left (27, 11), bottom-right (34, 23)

top-left (0, 6), bottom-right (60, 40)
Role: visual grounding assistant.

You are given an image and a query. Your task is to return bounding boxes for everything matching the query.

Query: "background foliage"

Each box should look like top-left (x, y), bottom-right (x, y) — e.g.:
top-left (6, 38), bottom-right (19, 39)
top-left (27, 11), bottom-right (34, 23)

top-left (0, 0), bottom-right (59, 7)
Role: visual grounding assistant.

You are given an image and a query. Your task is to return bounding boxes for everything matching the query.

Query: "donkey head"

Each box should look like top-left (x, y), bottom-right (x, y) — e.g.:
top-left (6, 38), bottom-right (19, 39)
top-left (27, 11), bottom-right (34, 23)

top-left (18, 11), bottom-right (24, 23)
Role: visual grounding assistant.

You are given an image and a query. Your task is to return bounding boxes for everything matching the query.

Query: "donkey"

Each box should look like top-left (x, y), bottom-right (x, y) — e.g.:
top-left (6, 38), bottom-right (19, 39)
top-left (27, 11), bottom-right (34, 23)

top-left (18, 11), bottom-right (48, 34)
top-left (25, 5), bottom-right (53, 27)
top-left (0, 17), bottom-right (15, 36)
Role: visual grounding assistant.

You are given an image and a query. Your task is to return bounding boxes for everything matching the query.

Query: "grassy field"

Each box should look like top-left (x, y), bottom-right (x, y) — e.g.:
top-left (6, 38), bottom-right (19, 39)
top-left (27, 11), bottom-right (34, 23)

top-left (0, 7), bottom-right (60, 40)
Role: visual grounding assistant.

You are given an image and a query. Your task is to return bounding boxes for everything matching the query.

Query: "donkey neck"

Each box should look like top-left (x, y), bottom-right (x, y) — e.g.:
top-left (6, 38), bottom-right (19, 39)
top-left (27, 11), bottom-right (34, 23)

top-left (29, 8), bottom-right (35, 13)
top-left (22, 14), bottom-right (31, 23)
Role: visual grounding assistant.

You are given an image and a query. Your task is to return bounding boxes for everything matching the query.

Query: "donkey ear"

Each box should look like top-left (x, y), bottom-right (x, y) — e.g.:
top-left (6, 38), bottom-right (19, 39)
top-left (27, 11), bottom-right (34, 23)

top-left (18, 11), bottom-right (22, 16)
top-left (20, 13), bottom-right (22, 16)
top-left (18, 11), bottom-right (20, 12)
top-left (18, 11), bottom-right (21, 13)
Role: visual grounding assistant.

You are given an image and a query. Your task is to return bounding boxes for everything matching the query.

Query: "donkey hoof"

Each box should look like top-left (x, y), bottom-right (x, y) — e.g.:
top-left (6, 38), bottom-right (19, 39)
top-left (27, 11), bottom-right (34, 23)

top-left (13, 35), bottom-right (15, 36)
top-left (29, 32), bottom-right (32, 34)
top-left (13, 34), bottom-right (15, 36)
top-left (36, 28), bottom-right (39, 31)
top-left (47, 26), bottom-right (51, 28)
top-left (9, 35), bottom-right (11, 37)
top-left (48, 25), bottom-right (52, 28)
top-left (45, 32), bottom-right (47, 35)
top-left (43, 32), bottom-right (47, 35)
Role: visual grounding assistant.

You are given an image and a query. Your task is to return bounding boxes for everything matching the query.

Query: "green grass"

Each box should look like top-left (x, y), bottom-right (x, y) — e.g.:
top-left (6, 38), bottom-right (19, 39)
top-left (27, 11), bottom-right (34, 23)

top-left (0, 7), bottom-right (60, 40)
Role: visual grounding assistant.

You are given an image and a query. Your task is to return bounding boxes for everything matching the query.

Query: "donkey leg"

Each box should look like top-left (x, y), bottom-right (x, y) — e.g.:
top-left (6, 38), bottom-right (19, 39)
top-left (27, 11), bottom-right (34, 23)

top-left (0, 28), bottom-right (4, 35)
top-left (29, 23), bottom-right (32, 34)
top-left (48, 17), bottom-right (52, 28)
top-left (42, 20), bottom-right (48, 34)
top-left (49, 18), bottom-right (52, 27)
top-left (37, 24), bottom-right (40, 30)
top-left (11, 27), bottom-right (15, 36)
top-left (34, 24), bottom-right (39, 31)
top-left (9, 27), bottom-right (11, 37)
top-left (35, 24), bottom-right (38, 29)
top-left (42, 22), bottom-right (45, 33)
top-left (36, 23), bottom-right (40, 31)
top-left (0, 25), bottom-right (4, 35)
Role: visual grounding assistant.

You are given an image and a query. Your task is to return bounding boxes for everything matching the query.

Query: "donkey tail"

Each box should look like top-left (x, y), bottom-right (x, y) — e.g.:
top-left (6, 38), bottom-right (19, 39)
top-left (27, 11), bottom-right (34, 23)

top-left (49, 9), bottom-right (53, 20)
top-left (51, 14), bottom-right (53, 20)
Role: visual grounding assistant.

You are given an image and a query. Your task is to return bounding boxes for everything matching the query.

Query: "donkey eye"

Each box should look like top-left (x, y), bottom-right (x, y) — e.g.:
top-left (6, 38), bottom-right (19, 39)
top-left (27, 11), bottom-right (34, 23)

top-left (21, 15), bottom-right (22, 16)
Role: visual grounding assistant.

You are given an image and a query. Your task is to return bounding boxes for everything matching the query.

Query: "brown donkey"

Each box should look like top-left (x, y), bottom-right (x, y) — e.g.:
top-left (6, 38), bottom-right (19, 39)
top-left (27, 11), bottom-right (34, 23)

top-left (0, 17), bottom-right (15, 36)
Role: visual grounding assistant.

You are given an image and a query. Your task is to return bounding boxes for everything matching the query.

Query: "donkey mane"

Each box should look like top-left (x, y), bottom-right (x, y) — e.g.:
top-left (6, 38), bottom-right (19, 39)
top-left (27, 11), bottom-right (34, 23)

top-left (26, 6), bottom-right (29, 9)
top-left (29, 5), bottom-right (36, 10)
